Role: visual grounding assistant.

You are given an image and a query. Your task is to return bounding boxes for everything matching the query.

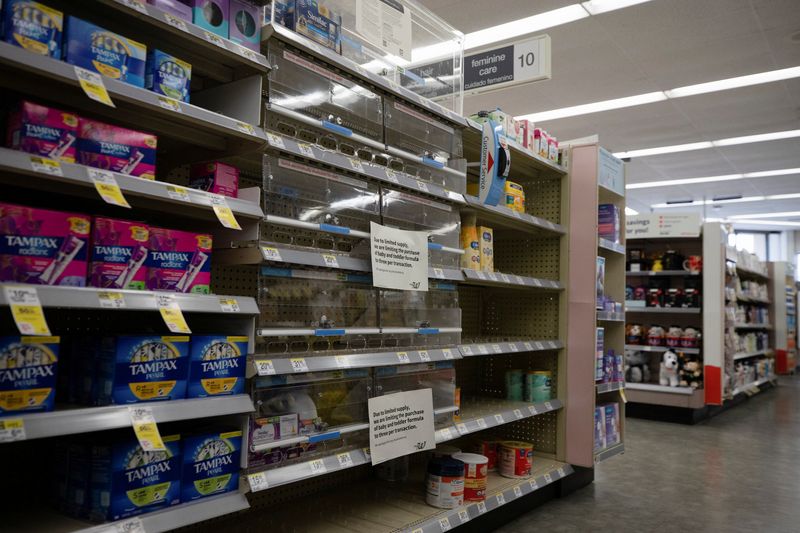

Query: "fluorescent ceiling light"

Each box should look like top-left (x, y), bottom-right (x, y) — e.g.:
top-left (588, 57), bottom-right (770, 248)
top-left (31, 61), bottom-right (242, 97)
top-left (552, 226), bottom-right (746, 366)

top-left (519, 66), bottom-right (800, 123)
top-left (652, 192), bottom-right (800, 209)
top-left (626, 167), bottom-right (800, 189)
top-left (728, 219), bottom-right (800, 228)
top-left (614, 129), bottom-right (800, 159)
top-left (729, 211), bottom-right (800, 220)
top-left (625, 206), bottom-right (639, 215)
top-left (581, 0), bottom-right (653, 15)
top-left (465, 5), bottom-right (589, 50)
top-left (665, 66), bottom-right (800, 98)
top-left (519, 92), bottom-right (667, 122)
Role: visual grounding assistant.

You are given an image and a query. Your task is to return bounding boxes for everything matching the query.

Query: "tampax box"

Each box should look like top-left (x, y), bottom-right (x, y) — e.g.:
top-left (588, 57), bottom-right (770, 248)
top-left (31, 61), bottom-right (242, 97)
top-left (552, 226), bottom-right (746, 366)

top-left (596, 256), bottom-right (606, 309)
top-left (604, 402), bottom-right (621, 447)
top-left (181, 430), bottom-right (242, 502)
top-left (598, 203), bottom-right (620, 243)
top-left (89, 434), bottom-right (181, 521)
top-left (0, 335), bottom-right (60, 414)
top-left (145, 49), bottom-right (192, 103)
top-left (189, 161), bottom-right (239, 198)
top-left (2, 1), bottom-right (63, 58)
top-left (62, 16), bottom-right (147, 87)
top-left (89, 217), bottom-right (149, 290)
top-left (190, 0), bottom-right (230, 38)
top-left (479, 226), bottom-right (493, 272)
top-left (593, 406), bottom-right (606, 451)
top-left (229, 0), bottom-right (261, 51)
top-left (0, 202), bottom-right (90, 286)
top-left (6, 100), bottom-right (79, 163)
top-left (94, 335), bottom-right (190, 405)
top-left (77, 118), bottom-right (157, 179)
top-left (148, 0), bottom-right (193, 21)
top-left (292, 0), bottom-right (341, 53)
top-left (595, 327), bottom-right (604, 382)
top-left (187, 335), bottom-right (248, 398)
top-left (146, 228), bottom-right (212, 293)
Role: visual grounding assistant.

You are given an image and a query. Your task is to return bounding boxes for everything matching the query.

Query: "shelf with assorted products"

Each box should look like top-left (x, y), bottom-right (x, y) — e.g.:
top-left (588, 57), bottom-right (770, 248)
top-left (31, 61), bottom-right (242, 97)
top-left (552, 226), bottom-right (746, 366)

top-left (768, 261), bottom-right (798, 375)
top-left (566, 141), bottom-right (625, 465)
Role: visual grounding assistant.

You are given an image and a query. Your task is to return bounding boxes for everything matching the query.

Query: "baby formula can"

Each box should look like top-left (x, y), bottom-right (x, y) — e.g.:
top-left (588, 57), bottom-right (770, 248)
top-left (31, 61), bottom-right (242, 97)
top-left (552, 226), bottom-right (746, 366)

top-left (469, 439), bottom-right (499, 471)
top-left (452, 452), bottom-right (488, 502)
top-left (505, 369), bottom-right (524, 401)
top-left (525, 370), bottom-right (552, 402)
top-left (426, 456), bottom-right (465, 509)
top-left (505, 181), bottom-right (525, 213)
top-left (498, 441), bottom-right (534, 478)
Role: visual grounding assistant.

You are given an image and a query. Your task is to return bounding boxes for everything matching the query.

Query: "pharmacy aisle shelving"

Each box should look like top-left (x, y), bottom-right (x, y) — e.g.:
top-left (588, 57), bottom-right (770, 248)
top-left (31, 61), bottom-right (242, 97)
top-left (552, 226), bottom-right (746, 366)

top-left (769, 261), bottom-right (798, 374)
top-left (565, 141), bottom-right (626, 464)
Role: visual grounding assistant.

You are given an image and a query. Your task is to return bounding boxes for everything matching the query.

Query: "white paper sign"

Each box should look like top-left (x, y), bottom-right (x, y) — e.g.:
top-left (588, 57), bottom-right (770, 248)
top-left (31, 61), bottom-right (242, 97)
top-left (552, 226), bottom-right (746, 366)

top-left (368, 389), bottom-right (435, 465)
top-left (626, 213), bottom-right (701, 239)
top-left (370, 222), bottom-right (429, 292)
top-left (355, 0), bottom-right (412, 61)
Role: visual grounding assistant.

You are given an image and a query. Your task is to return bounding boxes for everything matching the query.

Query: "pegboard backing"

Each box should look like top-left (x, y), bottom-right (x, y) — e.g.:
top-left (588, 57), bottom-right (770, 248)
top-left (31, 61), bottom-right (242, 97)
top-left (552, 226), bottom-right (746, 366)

top-left (522, 178), bottom-right (562, 226)
top-left (459, 286), bottom-right (560, 340)
top-left (212, 264), bottom-right (261, 298)
top-left (455, 352), bottom-right (559, 400)
top-left (495, 237), bottom-right (562, 280)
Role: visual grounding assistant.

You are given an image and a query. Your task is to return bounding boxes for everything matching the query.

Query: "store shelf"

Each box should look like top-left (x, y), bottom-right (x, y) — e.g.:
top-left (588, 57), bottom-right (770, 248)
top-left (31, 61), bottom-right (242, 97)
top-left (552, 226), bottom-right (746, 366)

top-left (626, 270), bottom-right (700, 276)
top-left (0, 41), bottom-right (266, 158)
top-left (0, 284), bottom-right (259, 314)
top-left (263, 22), bottom-right (468, 129)
top-left (250, 347), bottom-right (461, 376)
top-left (733, 323), bottom-right (773, 330)
top-left (96, 0), bottom-right (270, 78)
top-left (596, 381), bottom-right (625, 394)
top-left (4, 490), bottom-right (249, 533)
top-left (733, 349), bottom-right (774, 361)
top-left (459, 339), bottom-right (564, 357)
top-left (435, 398), bottom-right (563, 443)
top-left (216, 244), bottom-right (372, 272)
top-left (0, 147), bottom-right (264, 221)
top-left (731, 375), bottom-right (776, 397)
top-left (0, 395), bottom-right (254, 441)
top-left (735, 294), bottom-right (771, 305)
top-left (626, 307), bottom-right (701, 315)
top-left (463, 195), bottom-right (565, 236)
top-left (597, 311), bottom-right (625, 322)
top-left (626, 383), bottom-right (695, 395)
top-left (263, 131), bottom-right (465, 205)
top-left (625, 344), bottom-right (701, 355)
top-left (594, 442), bottom-right (625, 463)
top-left (429, 267), bottom-right (466, 282)
top-left (462, 269), bottom-right (564, 290)
top-left (598, 182), bottom-right (625, 202)
top-left (599, 238), bottom-right (625, 255)
top-left (736, 265), bottom-right (769, 280)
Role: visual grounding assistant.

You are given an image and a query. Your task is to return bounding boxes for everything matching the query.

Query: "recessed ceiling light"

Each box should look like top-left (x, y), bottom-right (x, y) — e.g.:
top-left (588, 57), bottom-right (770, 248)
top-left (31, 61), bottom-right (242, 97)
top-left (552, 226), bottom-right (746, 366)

top-left (664, 66), bottom-right (800, 98)
top-left (581, 0), bottom-right (653, 15)
top-left (613, 129), bottom-right (800, 159)
top-left (728, 219), bottom-right (800, 228)
top-left (729, 211), bottom-right (800, 219)
top-left (519, 92), bottom-right (668, 122)
top-left (627, 167), bottom-right (800, 189)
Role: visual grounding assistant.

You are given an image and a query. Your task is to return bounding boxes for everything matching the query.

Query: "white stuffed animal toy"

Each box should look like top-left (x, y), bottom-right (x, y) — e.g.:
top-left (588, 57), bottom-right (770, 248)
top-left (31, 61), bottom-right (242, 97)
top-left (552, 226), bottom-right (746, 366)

top-left (659, 349), bottom-right (680, 387)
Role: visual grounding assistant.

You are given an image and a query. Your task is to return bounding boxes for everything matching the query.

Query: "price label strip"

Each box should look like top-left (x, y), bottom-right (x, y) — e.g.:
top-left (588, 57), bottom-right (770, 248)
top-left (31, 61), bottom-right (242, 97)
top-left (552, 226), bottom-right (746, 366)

top-left (89, 169), bottom-right (131, 208)
top-left (397, 352), bottom-right (410, 364)
top-left (99, 517), bottom-right (146, 533)
top-left (30, 156), bottom-right (62, 176)
top-left (322, 254), bottom-right (339, 268)
top-left (337, 452), bottom-right (354, 468)
top-left (255, 359), bottom-right (275, 376)
top-left (74, 66), bottom-right (115, 107)
top-left (476, 501), bottom-right (487, 514)
top-left (164, 12), bottom-right (189, 32)
top-left (458, 510), bottom-right (470, 523)
top-left (156, 294), bottom-right (191, 334)
top-left (166, 185), bottom-right (191, 202)
top-left (334, 355), bottom-right (350, 369)
top-left (0, 418), bottom-right (26, 443)
top-left (439, 517), bottom-right (451, 532)
top-left (129, 406), bottom-right (165, 451)
top-left (210, 195), bottom-right (241, 230)
top-left (4, 286), bottom-right (51, 336)
top-left (290, 358), bottom-right (309, 373)
top-left (219, 297), bottom-right (240, 313)
top-left (418, 350), bottom-right (431, 362)
top-left (157, 95), bottom-right (182, 113)
top-left (442, 348), bottom-right (454, 360)
top-left (297, 143), bottom-right (315, 158)
top-left (513, 486), bottom-right (523, 498)
top-left (121, 0), bottom-right (147, 13)
top-left (309, 458), bottom-right (327, 475)
top-left (98, 291), bottom-right (126, 309)
top-left (248, 472), bottom-right (269, 492)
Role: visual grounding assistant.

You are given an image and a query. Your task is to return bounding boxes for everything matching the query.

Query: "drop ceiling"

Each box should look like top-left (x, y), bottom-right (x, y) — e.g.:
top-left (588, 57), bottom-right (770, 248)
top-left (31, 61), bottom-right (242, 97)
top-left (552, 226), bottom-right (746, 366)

top-left (419, 0), bottom-right (800, 229)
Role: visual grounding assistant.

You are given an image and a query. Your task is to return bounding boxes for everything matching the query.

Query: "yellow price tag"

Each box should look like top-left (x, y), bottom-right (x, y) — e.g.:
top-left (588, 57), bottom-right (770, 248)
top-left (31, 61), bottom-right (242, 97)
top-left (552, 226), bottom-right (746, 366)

top-left (4, 286), bottom-right (51, 336)
top-left (74, 66), bottom-right (115, 107)
top-left (98, 291), bottom-right (126, 309)
top-left (210, 195), bottom-right (241, 230)
top-left (89, 169), bottom-right (130, 208)
top-left (156, 294), bottom-right (191, 334)
top-left (620, 388), bottom-right (628, 404)
top-left (128, 406), bottom-right (165, 451)
top-left (0, 418), bottom-right (26, 442)
top-left (30, 156), bottom-right (63, 176)
top-left (166, 185), bottom-right (191, 202)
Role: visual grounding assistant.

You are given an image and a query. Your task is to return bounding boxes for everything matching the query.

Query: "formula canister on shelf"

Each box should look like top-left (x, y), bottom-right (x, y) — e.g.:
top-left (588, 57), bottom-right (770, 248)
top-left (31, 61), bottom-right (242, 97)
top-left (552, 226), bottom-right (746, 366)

top-left (498, 441), bottom-right (534, 478)
top-left (505, 369), bottom-right (524, 401)
top-left (452, 452), bottom-right (488, 502)
top-left (504, 181), bottom-right (525, 213)
top-left (525, 370), bottom-right (552, 402)
top-left (426, 456), bottom-right (465, 509)
top-left (433, 445), bottom-right (462, 458)
top-left (468, 439), bottom-right (499, 471)
top-left (460, 213), bottom-right (480, 270)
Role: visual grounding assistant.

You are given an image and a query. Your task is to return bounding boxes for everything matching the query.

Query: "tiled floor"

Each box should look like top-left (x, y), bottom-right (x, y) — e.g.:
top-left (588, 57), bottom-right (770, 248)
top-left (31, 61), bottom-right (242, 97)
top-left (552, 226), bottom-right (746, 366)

top-left (498, 376), bottom-right (800, 533)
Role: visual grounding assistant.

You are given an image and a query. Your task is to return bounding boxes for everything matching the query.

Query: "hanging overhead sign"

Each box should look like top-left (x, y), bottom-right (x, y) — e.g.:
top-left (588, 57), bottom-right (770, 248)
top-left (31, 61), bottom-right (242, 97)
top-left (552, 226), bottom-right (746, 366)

top-left (464, 35), bottom-right (551, 95)
top-left (626, 214), bottom-right (702, 238)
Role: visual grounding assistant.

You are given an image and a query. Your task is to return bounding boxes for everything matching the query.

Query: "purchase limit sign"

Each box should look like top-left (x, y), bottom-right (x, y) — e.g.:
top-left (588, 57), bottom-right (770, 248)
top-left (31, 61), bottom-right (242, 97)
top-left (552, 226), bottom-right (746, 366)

top-left (370, 221), bottom-right (428, 291)
top-left (368, 389), bottom-right (435, 465)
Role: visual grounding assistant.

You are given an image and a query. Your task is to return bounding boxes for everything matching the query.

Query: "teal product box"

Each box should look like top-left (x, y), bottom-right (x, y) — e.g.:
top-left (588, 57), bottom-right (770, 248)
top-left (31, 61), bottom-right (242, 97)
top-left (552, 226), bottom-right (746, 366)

top-left (145, 49), bottom-right (191, 102)
top-left (94, 335), bottom-right (190, 405)
top-left (2, 1), bottom-right (62, 57)
top-left (0, 335), bottom-right (60, 414)
top-left (89, 434), bottom-right (181, 521)
top-left (229, 0), bottom-right (260, 52)
top-left (181, 430), bottom-right (242, 502)
top-left (191, 0), bottom-right (229, 38)
top-left (187, 335), bottom-right (248, 398)
top-left (62, 16), bottom-right (147, 87)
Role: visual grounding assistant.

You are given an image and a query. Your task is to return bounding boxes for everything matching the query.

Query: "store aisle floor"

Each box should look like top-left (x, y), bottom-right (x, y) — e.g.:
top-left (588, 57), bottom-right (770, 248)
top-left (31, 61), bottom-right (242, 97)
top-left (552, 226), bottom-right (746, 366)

top-left (498, 376), bottom-right (800, 533)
